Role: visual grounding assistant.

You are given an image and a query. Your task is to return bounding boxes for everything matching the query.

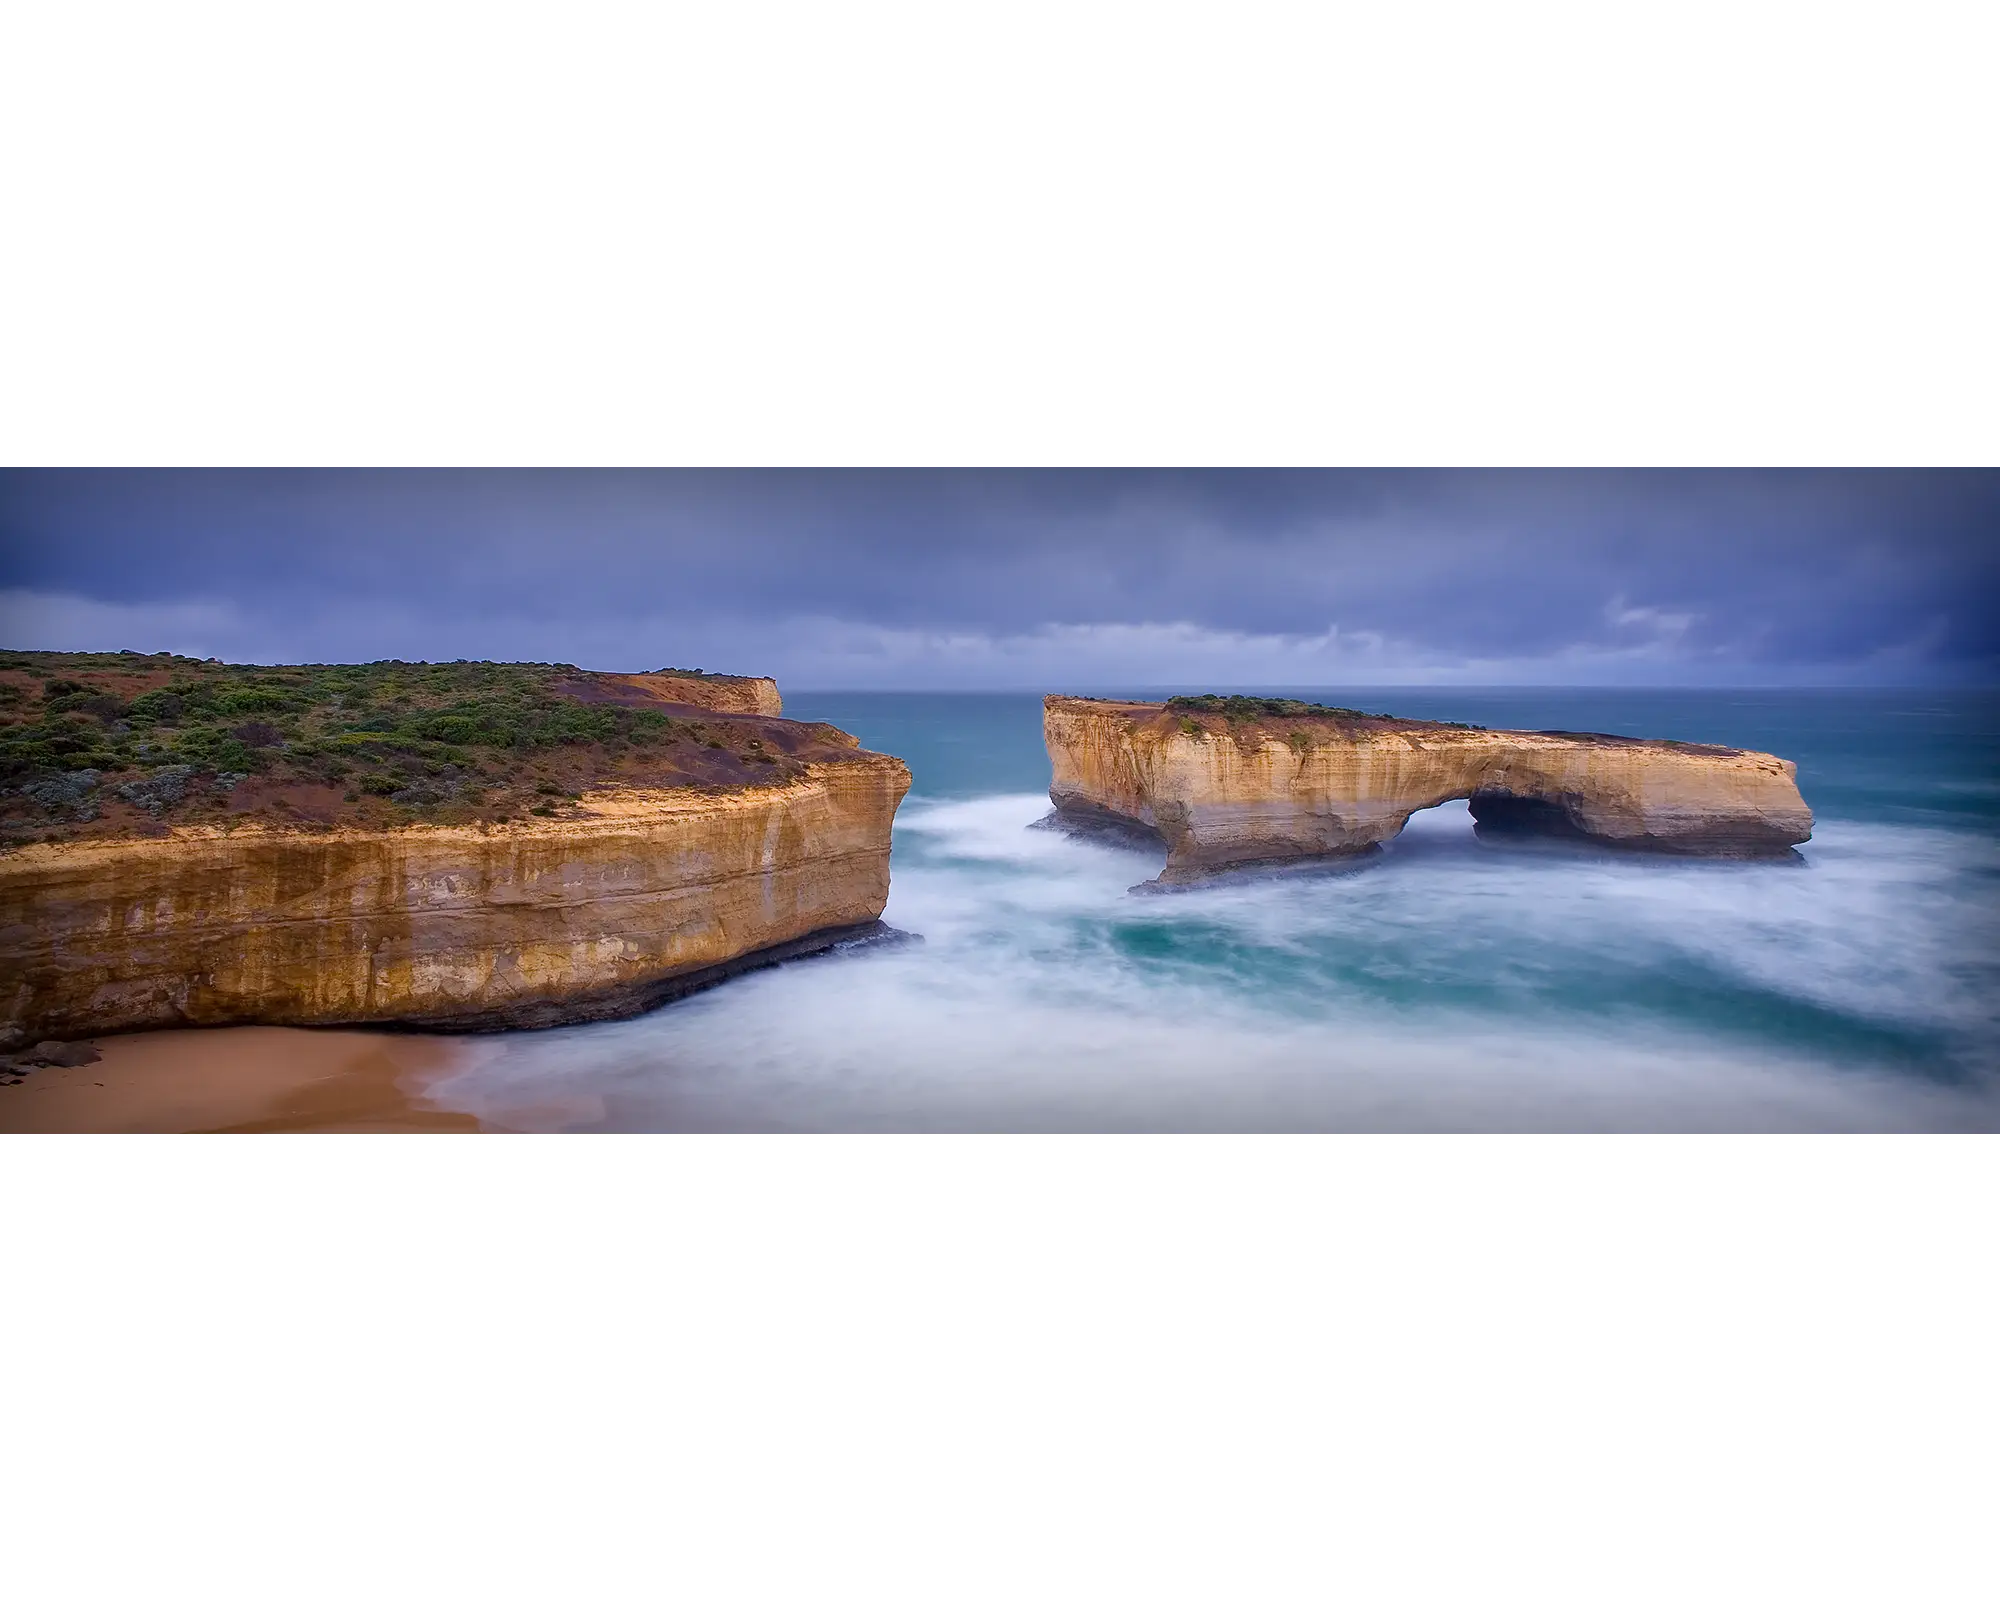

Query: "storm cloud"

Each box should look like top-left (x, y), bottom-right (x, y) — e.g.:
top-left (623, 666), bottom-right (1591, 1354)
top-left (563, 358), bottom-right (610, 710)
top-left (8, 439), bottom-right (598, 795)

top-left (2, 469), bottom-right (1994, 686)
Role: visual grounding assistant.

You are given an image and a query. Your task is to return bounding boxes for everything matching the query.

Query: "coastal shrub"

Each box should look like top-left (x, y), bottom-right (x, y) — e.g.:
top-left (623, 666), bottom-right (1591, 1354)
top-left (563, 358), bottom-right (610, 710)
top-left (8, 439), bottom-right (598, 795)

top-left (215, 688), bottom-right (298, 716)
top-left (116, 766), bottom-right (197, 817)
top-left (155, 682), bottom-right (220, 720)
top-left (38, 721), bottom-right (104, 759)
top-left (20, 769), bottom-right (102, 821)
top-left (1166, 694), bottom-right (1396, 721)
top-left (0, 651), bottom-right (810, 839)
top-left (170, 727), bottom-right (257, 774)
top-left (126, 689), bottom-right (185, 723)
top-left (43, 689), bottom-right (126, 721)
top-left (407, 712), bottom-right (489, 745)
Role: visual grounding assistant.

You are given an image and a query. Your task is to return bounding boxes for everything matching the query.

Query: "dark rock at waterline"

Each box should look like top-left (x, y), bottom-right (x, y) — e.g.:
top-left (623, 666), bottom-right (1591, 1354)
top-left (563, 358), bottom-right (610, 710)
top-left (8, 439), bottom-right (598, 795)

top-left (1131, 846), bottom-right (1386, 893)
top-left (1028, 805), bottom-right (1168, 856)
top-left (1466, 789), bottom-right (1805, 859)
top-left (21, 1040), bottom-right (101, 1068)
top-left (371, 920), bottom-right (925, 1033)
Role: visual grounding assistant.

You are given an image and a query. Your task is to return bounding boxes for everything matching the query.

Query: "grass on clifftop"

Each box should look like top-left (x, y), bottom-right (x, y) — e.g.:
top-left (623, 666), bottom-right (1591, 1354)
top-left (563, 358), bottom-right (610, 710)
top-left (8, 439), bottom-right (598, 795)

top-left (1165, 694), bottom-right (1395, 721)
top-left (1164, 693), bottom-right (1487, 730)
top-left (0, 651), bottom-right (827, 847)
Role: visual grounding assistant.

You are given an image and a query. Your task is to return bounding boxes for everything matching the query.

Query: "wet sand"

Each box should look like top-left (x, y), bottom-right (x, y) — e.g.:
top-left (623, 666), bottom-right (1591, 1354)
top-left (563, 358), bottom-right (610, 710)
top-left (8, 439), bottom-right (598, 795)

top-left (0, 1026), bottom-right (486, 1133)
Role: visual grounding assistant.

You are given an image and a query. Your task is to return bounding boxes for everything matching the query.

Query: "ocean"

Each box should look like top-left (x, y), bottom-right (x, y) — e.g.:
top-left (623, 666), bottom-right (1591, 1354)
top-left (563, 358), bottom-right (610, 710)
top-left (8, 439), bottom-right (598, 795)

top-left (425, 689), bottom-right (2000, 1132)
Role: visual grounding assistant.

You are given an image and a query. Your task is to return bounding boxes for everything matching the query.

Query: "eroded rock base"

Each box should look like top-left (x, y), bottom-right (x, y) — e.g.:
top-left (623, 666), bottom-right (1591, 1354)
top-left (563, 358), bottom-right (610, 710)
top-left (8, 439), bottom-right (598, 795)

top-left (390, 920), bottom-right (922, 1032)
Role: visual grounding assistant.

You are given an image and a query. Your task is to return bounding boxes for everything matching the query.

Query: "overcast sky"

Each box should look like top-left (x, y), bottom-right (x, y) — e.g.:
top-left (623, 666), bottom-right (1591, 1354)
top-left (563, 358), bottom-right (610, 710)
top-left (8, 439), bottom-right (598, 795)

top-left (2, 470), bottom-right (1994, 688)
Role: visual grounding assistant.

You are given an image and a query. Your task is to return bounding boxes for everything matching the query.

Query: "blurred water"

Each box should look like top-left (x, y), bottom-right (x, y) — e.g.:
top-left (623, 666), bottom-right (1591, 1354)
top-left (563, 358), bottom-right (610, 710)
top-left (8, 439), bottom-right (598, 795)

top-left (425, 690), bottom-right (2000, 1131)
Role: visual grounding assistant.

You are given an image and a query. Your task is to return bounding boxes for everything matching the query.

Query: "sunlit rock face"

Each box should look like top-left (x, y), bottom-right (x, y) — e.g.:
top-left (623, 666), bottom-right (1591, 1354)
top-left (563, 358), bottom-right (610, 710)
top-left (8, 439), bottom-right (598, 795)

top-left (1, 756), bottom-right (909, 1037)
top-left (1044, 696), bottom-right (1813, 885)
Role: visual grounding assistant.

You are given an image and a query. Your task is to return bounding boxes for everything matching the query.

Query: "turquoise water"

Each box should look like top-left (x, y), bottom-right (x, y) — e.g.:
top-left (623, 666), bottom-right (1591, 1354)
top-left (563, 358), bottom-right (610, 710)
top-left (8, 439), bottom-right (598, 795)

top-left (429, 690), bottom-right (2000, 1131)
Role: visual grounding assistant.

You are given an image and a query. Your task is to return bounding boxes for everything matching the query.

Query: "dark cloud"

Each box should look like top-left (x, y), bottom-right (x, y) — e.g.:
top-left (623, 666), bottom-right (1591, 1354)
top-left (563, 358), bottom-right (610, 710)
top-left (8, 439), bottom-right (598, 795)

top-left (1, 469), bottom-right (1994, 684)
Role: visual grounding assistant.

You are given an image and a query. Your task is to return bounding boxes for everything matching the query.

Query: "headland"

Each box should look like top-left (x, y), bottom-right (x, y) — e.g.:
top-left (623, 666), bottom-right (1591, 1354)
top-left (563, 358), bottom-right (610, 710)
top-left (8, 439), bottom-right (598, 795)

top-left (1, 652), bottom-right (910, 1040)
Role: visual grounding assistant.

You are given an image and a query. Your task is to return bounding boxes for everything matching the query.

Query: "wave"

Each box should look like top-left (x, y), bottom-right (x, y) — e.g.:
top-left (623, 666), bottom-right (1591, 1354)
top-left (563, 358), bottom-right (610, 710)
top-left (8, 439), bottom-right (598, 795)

top-left (424, 793), bottom-right (2000, 1131)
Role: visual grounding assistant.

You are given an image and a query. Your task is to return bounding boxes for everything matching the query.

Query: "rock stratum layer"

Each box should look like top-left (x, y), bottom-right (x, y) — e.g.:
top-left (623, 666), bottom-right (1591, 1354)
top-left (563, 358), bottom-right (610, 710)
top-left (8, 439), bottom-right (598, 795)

top-left (1045, 696), bottom-right (1812, 884)
top-left (559, 670), bottom-right (783, 717)
top-left (1, 753), bottom-right (909, 1039)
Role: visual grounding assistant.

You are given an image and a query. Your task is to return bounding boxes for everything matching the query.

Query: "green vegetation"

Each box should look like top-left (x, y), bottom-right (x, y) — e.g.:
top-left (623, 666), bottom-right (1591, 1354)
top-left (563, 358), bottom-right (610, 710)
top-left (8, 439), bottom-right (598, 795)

top-left (1163, 694), bottom-right (1484, 730)
top-left (0, 651), bottom-right (803, 843)
top-left (0, 654), bottom-right (665, 783)
top-left (1166, 694), bottom-right (1394, 721)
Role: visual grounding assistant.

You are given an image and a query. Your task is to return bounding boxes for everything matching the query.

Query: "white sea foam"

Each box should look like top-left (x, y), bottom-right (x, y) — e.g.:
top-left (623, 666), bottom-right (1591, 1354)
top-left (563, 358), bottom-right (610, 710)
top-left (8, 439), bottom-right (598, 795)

top-left (425, 793), bottom-right (2000, 1131)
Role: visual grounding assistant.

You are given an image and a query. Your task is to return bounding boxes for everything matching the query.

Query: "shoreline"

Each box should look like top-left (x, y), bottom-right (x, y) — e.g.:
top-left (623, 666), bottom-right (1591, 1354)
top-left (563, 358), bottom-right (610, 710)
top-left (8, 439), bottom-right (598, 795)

top-left (0, 1026), bottom-right (485, 1133)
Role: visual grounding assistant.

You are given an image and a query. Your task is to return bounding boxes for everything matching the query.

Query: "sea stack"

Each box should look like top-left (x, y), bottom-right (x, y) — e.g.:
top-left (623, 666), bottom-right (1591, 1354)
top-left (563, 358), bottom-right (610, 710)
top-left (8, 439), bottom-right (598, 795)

top-left (1044, 695), bottom-right (1813, 886)
top-left (0, 656), bottom-right (910, 1038)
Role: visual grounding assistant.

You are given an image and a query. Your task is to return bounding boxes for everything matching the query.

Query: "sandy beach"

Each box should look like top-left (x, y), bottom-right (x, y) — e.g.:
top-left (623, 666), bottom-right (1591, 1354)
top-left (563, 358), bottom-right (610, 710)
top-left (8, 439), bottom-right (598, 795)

top-left (0, 1026), bottom-right (485, 1133)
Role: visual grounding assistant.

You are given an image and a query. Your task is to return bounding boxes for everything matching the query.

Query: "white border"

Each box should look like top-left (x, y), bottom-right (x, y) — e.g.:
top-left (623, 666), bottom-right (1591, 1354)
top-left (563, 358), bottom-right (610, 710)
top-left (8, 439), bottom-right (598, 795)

top-left (2, 4), bottom-right (1994, 465)
top-left (10, 1137), bottom-right (1998, 1598)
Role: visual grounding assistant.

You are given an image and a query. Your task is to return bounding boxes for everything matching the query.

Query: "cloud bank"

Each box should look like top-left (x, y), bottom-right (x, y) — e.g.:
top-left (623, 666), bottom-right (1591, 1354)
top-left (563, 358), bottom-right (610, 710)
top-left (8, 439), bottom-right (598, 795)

top-left (2, 470), bottom-right (1993, 685)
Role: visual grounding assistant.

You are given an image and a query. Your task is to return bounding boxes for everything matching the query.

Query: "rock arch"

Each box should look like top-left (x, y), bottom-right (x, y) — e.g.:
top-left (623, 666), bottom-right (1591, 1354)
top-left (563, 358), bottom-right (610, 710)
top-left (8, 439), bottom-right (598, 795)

top-left (1043, 697), bottom-right (1813, 886)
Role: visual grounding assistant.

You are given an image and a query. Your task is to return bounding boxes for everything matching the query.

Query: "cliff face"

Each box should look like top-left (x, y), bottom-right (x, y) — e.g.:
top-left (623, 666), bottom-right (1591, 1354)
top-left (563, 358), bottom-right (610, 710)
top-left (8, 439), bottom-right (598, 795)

top-left (1, 754), bottom-right (909, 1038)
top-left (558, 671), bottom-right (783, 717)
top-left (1045, 697), bottom-right (1813, 883)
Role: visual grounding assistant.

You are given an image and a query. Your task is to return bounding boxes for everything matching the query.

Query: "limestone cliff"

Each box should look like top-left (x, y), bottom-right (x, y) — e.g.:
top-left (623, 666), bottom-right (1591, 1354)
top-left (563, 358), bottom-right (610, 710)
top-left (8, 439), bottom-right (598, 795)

top-left (559, 670), bottom-right (783, 717)
top-left (1, 753), bottom-right (908, 1038)
top-left (1045, 696), bottom-right (1812, 884)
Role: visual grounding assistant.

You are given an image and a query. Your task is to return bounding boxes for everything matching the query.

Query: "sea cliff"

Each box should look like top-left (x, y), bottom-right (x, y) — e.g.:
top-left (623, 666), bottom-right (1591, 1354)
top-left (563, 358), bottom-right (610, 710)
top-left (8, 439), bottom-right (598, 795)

top-left (0, 652), bottom-right (908, 1039)
top-left (1, 756), bottom-right (908, 1037)
top-left (1045, 695), bottom-right (1813, 884)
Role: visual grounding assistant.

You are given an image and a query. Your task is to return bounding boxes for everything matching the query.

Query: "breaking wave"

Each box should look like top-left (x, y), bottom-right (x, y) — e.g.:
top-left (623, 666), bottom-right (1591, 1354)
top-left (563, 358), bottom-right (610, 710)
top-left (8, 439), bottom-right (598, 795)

top-left (426, 788), bottom-right (2000, 1131)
